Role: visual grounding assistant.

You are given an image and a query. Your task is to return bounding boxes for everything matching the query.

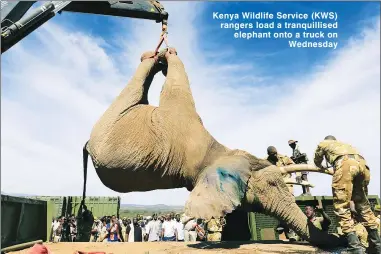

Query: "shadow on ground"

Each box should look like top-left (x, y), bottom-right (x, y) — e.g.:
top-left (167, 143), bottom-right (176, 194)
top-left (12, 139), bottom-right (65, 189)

top-left (186, 241), bottom-right (347, 254)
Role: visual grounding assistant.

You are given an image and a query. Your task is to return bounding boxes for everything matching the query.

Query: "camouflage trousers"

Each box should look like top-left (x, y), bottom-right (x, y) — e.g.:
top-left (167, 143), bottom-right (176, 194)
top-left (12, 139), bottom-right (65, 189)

top-left (332, 156), bottom-right (378, 234)
top-left (206, 232), bottom-right (222, 241)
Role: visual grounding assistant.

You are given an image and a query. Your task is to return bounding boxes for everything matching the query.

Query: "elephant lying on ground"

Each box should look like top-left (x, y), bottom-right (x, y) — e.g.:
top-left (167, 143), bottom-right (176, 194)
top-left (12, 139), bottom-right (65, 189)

top-left (84, 47), bottom-right (341, 247)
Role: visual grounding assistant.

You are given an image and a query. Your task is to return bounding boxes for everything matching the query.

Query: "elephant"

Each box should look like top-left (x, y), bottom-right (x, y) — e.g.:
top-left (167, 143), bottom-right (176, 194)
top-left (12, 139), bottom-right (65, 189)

top-left (83, 47), bottom-right (341, 247)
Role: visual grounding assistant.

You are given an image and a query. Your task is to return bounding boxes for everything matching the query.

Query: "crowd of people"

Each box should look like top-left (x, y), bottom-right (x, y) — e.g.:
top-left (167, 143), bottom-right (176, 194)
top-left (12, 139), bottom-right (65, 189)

top-left (51, 203), bottom-right (380, 249)
top-left (51, 212), bottom-right (225, 243)
top-left (51, 214), bottom-right (78, 242)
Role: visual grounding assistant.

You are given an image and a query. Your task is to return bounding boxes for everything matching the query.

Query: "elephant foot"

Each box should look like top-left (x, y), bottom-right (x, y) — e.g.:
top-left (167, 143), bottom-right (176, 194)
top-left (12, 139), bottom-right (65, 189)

top-left (140, 51), bottom-right (157, 62)
top-left (140, 50), bottom-right (168, 75)
top-left (140, 47), bottom-right (177, 63)
top-left (165, 47), bottom-right (177, 57)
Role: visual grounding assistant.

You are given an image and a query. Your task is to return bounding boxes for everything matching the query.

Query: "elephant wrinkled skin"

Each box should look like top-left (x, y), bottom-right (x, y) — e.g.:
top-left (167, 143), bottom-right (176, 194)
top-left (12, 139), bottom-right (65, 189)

top-left (85, 48), bottom-right (342, 247)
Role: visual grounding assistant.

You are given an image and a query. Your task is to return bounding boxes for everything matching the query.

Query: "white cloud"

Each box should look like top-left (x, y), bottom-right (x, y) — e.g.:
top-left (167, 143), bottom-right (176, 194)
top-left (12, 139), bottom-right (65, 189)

top-left (1, 2), bottom-right (379, 205)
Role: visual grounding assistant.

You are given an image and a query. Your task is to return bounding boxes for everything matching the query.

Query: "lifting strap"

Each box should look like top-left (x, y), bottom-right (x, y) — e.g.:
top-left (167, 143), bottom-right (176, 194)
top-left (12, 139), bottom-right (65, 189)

top-left (82, 141), bottom-right (89, 207)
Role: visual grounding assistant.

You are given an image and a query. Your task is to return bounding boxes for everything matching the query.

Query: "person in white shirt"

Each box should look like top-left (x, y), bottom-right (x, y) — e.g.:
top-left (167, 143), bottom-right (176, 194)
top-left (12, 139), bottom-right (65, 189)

top-left (98, 218), bottom-right (109, 242)
top-left (146, 214), bottom-right (162, 242)
top-left (161, 214), bottom-right (176, 241)
top-left (52, 217), bottom-right (63, 243)
top-left (174, 214), bottom-right (184, 241)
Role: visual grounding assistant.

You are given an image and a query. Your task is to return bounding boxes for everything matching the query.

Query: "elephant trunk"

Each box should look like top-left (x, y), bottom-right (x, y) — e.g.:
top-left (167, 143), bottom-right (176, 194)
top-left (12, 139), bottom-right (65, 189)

top-left (248, 166), bottom-right (343, 248)
top-left (267, 195), bottom-right (343, 247)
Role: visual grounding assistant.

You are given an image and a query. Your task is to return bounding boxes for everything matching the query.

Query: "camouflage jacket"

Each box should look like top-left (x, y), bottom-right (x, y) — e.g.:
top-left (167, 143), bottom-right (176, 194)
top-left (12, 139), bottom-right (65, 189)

top-left (266, 154), bottom-right (295, 167)
top-left (206, 219), bottom-right (223, 232)
top-left (314, 140), bottom-right (362, 167)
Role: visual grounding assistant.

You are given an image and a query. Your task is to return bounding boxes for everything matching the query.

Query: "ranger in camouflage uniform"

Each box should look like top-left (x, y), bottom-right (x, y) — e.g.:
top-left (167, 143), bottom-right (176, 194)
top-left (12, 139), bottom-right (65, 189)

top-left (350, 202), bottom-right (369, 252)
top-left (313, 135), bottom-right (380, 254)
top-left (266, 146), bottom-right (301, 195)
top-left (288, 140), bottom-right (311, 196)
top-left (206, 217), bottom-right (225, 241)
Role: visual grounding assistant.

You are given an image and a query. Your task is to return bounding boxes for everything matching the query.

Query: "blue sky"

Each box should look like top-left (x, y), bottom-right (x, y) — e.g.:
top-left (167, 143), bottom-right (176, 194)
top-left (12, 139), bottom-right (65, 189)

top-left (1, 2), bottom-right (380, 205)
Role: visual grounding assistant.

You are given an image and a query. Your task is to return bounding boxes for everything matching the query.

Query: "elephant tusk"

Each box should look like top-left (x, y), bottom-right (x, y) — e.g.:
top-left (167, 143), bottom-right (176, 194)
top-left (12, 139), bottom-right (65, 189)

top-left (279, 164), bottom-right (334, 176)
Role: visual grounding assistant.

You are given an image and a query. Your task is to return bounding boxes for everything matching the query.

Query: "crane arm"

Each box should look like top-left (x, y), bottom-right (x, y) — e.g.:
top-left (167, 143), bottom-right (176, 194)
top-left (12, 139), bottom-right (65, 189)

top-left (1, 1), bottom-right (168, 54)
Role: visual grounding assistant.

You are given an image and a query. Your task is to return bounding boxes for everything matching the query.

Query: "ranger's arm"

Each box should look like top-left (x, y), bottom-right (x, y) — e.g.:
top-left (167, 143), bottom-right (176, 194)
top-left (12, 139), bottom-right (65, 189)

top-left (313, 143), bottom-right (325, 168)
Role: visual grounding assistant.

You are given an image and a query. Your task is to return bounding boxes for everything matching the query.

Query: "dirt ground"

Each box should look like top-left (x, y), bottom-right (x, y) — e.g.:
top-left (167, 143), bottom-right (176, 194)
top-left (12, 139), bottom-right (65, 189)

top-left (8, 241), bottom-right (344, 254)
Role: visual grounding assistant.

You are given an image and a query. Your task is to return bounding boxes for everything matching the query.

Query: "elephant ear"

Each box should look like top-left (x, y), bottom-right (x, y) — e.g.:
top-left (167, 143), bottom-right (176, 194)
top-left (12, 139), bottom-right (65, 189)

top-left (184, 156), bottom-right (252, 220)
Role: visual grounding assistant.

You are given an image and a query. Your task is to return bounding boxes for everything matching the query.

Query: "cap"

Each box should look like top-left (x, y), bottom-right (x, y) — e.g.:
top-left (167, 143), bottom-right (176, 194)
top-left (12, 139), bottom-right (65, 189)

top-left (324, 135), bottom-right (336, 140)
top-left (288, 140), bottom-right (297, 145)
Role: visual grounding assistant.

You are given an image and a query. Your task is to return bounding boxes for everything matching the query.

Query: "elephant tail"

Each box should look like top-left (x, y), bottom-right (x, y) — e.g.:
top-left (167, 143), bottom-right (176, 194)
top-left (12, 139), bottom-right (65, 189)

top-left (82, 141), bottom-right (89, 206)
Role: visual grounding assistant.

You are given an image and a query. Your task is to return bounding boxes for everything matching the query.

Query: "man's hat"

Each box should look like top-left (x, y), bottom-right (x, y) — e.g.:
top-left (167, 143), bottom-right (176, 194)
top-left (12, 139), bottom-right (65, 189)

top-left (288, 140), bottom-right (298, 145)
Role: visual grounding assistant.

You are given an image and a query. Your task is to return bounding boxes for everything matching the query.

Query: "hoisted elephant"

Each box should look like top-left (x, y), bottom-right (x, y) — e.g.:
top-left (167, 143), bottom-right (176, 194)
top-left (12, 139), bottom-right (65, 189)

top-left (83, 47), bottom-right (341, 247)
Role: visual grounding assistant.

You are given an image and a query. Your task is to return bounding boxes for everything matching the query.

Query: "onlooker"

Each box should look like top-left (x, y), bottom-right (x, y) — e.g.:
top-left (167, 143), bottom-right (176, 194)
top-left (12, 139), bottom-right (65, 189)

top-left (107, 216), bottom-right (120, 242)
top-left (174, 214), bottom-right (184, 241)
top-left (162, 214), bottom-right (176, 241)
top-left (125, 219), bottom-right (132, 242)
top-left (69, 216), bottom-right (77, 242)
top-left (99, 217), bottom-right (111, 242)
top-left (121, 218), bottom-right (128, 242)
top-left (132, 217), bottom-right (143, 242)
top-left (170, 212), bottom-right (176, 222)
top-left (61, 217), bottom-right (71, 242)
top-left (146, 214), bottom-right (162, 242)
top-left (52, 217), bottom-right (63, 243)
top-left (89, 218), bottom-right (101, 242)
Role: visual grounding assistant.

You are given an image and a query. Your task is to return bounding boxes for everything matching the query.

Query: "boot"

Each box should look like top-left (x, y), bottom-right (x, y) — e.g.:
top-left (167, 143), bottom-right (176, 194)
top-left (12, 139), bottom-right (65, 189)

top-left (367, 228), bottom-right (381, 254)
top-left (346, 232), bottom-right (365, 254)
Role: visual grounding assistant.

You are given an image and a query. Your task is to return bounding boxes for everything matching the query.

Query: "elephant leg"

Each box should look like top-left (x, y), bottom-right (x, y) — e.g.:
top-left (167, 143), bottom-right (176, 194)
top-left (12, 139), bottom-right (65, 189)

top-left (107, 51), bottom-right (164, 118)
top-left (159, 48), bottom-right (197, 113)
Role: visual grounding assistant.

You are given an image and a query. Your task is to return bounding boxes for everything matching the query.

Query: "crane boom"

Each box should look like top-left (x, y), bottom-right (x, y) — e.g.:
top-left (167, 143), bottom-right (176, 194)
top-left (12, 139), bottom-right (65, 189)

top-left (1, 1), bottom-right (168, 54)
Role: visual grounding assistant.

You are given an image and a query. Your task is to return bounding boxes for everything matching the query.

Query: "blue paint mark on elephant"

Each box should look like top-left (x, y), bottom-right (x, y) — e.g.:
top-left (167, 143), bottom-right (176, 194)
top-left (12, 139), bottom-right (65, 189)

top-left (216, 167), bottom-right (246, 199)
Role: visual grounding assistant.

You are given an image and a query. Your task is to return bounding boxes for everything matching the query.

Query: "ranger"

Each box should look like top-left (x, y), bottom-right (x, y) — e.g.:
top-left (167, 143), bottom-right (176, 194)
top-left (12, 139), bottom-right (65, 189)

top-left (350, 201), bottom-right (369, 252)
top-left (206, 217), bottom-right (225, 241)
top-left (313, 135), bottom-right (380, 254)
top-left (305, 205), bottom-right (331, 232)
top-left (288, 140), bottom-right (311, 196)
top-left (266, 146), bottom-right (301, 195)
